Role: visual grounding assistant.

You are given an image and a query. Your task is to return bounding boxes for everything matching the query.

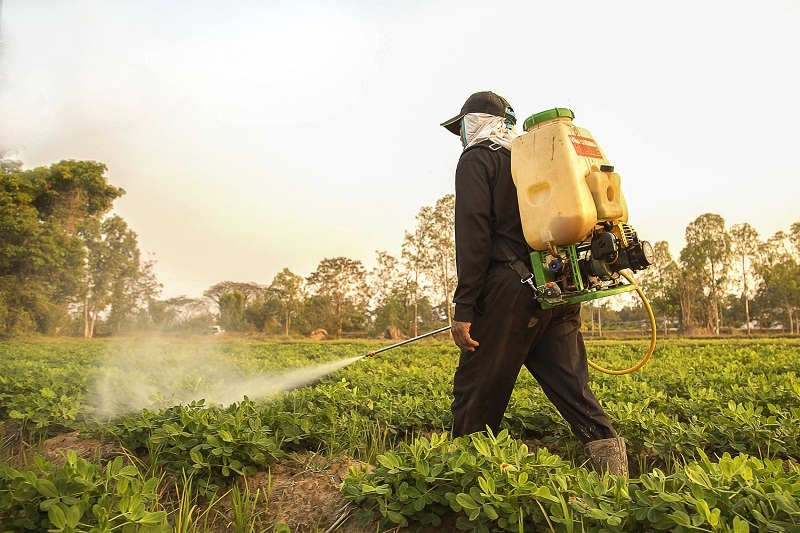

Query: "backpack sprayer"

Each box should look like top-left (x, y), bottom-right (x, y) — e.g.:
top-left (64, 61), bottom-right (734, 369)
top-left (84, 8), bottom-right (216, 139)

top-left (512, 108), bottom-right (656, 374)
top-left (367, 108), bottom-right (657, 375)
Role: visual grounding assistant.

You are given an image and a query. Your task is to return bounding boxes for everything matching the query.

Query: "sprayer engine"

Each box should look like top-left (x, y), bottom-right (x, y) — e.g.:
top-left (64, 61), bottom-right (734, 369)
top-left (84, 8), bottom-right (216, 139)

top-left (531, 222), bottom-right (654, 308)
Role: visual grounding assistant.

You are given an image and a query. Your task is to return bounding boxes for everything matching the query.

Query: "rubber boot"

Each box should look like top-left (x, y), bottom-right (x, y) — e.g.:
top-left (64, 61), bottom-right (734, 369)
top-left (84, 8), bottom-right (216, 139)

top-left (584, 437), bottom-right (628, 477)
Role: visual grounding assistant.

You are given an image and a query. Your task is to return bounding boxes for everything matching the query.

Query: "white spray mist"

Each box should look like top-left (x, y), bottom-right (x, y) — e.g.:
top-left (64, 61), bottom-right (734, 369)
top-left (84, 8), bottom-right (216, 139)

top-left (89, 340), bottom-right (364, 420)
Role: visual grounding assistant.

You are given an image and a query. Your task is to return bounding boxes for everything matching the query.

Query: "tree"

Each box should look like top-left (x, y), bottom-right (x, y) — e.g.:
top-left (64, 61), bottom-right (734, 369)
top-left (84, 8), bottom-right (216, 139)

top-left (243, 295), bottom-right (281, 334)
top-left (790, 222), bottom-right (800, 251)
top-left (149, 296), bottom-right (212, 332)
top-left (369, 251), bottom-right (415, 336)
top-left (638, 241), bottom-right (681, 335)
top-left (0, 158), bottom-right (23, 174)
top-left (677, 268), bottom-right (697, 332)
top-left (369, 251), bottom-right (400, 310)
top-left (401, 227), bottom-right (429, 337)
top-left (128, 257), bottom-right (163, 331)
top-left (729, 223), bottom-right (762, 334)
top-left (105, 229), bottom-right (160, 334)
top-left (0, 169), bottom-right (66, 334)
top-left (0, 160), bottom-right (127, 336)
top-left (305, 257), bottom-right (368, 337)
top-left (79, 215), bottom-right (158, 337)
top-left (415, 195), bottom-right (457, 327)
top-left (401, 195), bottom-right (457, 334)
top-left (32, 160), bottom-right (124, 235)
top-left (204, 281), bottom-right (266, 317)
top-left (680, 213), bottom-right (731, 334)
top-left (219, 290), bottom-right (246, 331)
top-left (298, 294), bottom-right (336, 336)
top-left (268, 268), bottom-right (305, 336)
top-left (756, 230), bottom-right (800, 334)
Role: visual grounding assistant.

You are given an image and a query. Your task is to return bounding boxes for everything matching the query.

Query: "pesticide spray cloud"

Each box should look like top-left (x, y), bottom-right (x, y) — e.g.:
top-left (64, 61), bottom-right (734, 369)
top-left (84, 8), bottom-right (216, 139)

top-left (89, 340), bottom-right (363, 420)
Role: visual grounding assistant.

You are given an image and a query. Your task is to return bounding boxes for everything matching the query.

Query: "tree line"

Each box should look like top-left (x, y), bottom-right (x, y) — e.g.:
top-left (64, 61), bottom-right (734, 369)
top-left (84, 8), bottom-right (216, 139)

top-left (639, 214), bottom-right (800, 335)
top-left (1, 158), bottom-right (798, 338)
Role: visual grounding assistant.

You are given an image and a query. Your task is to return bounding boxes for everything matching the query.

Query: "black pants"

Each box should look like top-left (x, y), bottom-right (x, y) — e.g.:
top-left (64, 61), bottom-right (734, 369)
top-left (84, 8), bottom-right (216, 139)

top-left (451, 264), bottom-right (617, 443)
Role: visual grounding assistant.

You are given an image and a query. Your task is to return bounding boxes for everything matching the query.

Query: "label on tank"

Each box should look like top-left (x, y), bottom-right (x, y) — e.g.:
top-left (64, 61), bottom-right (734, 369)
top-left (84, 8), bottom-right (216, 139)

top-left (569, 135), bottom-right (602, 158)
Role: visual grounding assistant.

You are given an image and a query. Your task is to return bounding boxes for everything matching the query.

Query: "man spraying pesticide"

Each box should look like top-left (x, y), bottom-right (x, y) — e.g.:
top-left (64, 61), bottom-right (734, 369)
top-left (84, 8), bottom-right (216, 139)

top-left (366, 93), bottom-right (655, 478)
top-left (442, 92), bottom-right (655, 477)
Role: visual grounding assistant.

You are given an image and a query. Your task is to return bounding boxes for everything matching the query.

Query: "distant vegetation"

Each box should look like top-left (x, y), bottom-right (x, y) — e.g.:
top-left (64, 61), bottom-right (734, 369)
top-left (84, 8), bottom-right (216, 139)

top-left (1, 157), bottom-right (798, 339)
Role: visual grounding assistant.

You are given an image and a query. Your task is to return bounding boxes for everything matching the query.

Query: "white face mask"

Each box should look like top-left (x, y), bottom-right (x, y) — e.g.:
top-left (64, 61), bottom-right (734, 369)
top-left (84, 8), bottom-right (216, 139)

top-left (460, 113), bottom-right (518, 151)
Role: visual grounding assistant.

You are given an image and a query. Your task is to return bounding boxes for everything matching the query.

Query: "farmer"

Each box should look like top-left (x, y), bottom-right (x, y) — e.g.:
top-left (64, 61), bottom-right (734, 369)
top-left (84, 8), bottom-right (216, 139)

top-left (440, 91), bottom-right (628, 476)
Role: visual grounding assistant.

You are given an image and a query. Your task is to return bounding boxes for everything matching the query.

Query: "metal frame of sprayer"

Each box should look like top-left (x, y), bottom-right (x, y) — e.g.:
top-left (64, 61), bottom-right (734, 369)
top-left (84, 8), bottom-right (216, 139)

top-left (527, 221), bottom-right (654, 309)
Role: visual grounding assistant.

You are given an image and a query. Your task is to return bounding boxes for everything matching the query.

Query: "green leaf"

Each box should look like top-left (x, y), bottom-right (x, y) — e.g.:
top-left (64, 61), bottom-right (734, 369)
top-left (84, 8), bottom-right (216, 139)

top-left (119, 465), bottom-right (139, 477)
top-left (413, 497), bottom-right (426, 512)
top-left (588, 508), bottom-right (610, 520)
top-left (477, 475), bottom-right (495, 496)
top-left (533, 485), bottom-right (558, 503)
top-left (35, 478), bottom-right (59, 498)
top-left (385, 510), bottom-right (408, 526)
top-left (685, 466), bottom-right (713, 489)
top-left (483, 503), bottom-right (499, 520)
top-left (706, 507), bottom-right (721, 527)
top-left (669, 510), bottom-right (692, 526)
top-left (66, 504), bottom-right (82, 528)
top-left (377, 454), bottom-right (400, 470)
top-left (136, 510), bottom-right (168, 525)
top-left (732, 516), bottom-right (751, 533)
top-left (473, 439), bottom-right (491, 457)
top-left (41, 498), bottom-right (59, 511)
top-left (658, 491), bottom-right (684, 503)
top-left (48, 504), bottom-right (68, 530)
top-left (456, 492), bottom-right (479, 510)
top-left (189, 449), bottom-right (205, 466)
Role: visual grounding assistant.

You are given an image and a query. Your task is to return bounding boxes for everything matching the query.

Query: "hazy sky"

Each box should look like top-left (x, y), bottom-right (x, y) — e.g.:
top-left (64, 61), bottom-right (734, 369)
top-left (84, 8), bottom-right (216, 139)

top-left (1, 1), bottom-right (798, 299)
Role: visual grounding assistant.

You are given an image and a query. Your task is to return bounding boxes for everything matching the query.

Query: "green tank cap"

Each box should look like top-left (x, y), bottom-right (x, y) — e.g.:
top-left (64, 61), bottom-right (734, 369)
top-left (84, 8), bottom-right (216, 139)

top-left (523, 108), bottom-right (575, 131)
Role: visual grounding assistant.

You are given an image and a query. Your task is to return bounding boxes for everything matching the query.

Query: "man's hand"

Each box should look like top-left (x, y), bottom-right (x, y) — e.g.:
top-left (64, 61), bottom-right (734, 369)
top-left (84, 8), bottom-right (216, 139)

top-left (452, 321), bottom-right (479, 352)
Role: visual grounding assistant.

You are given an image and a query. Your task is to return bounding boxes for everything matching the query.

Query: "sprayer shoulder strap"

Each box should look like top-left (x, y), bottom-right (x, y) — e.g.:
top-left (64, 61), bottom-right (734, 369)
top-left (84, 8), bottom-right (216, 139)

top-left (497, 238), bottom-right (536, 287)
top-left (464, 141), bottom-right (532, 284)
top-left (460, 139), bottom-right (511, 199)
top-left (462, 139), bottom-right (510, 158)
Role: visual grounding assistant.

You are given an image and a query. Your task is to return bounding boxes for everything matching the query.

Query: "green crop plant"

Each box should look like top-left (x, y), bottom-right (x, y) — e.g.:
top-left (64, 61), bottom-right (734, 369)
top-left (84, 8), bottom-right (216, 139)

top-left (0, 451), bottom-right (167, 532)
top-left (6, 387), bottom-right (86, 439)
top-left (110, 399), bottom-right (284, 495)
top-left (630, 450), bottom-right (800, 531)
top-left (343, 429), bottom-right (573, 530)
top-left (343, 431), bottom-right (800, 532)
top-left (1, 338), bottom-right (799, 531)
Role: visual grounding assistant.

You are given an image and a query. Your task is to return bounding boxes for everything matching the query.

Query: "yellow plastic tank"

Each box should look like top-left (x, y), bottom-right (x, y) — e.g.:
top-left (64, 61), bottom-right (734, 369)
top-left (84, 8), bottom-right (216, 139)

top-left (511, 108), bottom-right (628, 251)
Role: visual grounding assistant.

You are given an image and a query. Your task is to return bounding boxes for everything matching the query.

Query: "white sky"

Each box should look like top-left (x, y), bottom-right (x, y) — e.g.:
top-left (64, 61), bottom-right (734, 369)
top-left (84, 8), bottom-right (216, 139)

top-left (1, 0), bottom-right (798, 299)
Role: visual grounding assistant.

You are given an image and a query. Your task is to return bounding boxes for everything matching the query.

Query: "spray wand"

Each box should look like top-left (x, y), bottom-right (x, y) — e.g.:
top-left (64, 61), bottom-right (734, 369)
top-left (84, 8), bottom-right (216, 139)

top-left (364, 325), bottom-right (452, 357)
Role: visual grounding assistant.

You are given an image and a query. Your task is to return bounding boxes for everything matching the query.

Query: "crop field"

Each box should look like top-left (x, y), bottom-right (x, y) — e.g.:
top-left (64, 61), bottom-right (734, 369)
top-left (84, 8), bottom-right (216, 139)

top-left (0, 337), bottom-right (799, 532)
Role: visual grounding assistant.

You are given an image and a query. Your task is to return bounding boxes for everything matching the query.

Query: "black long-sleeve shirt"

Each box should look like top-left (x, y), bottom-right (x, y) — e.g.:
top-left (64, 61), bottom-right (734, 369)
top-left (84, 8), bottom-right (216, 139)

top-left (453, 141), bottom-right (531, 322)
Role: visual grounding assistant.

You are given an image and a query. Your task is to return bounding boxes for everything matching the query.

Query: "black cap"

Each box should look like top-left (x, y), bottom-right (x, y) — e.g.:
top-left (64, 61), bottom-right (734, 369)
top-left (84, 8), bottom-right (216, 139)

top-left (440, 91), bottom-right (516, 135)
